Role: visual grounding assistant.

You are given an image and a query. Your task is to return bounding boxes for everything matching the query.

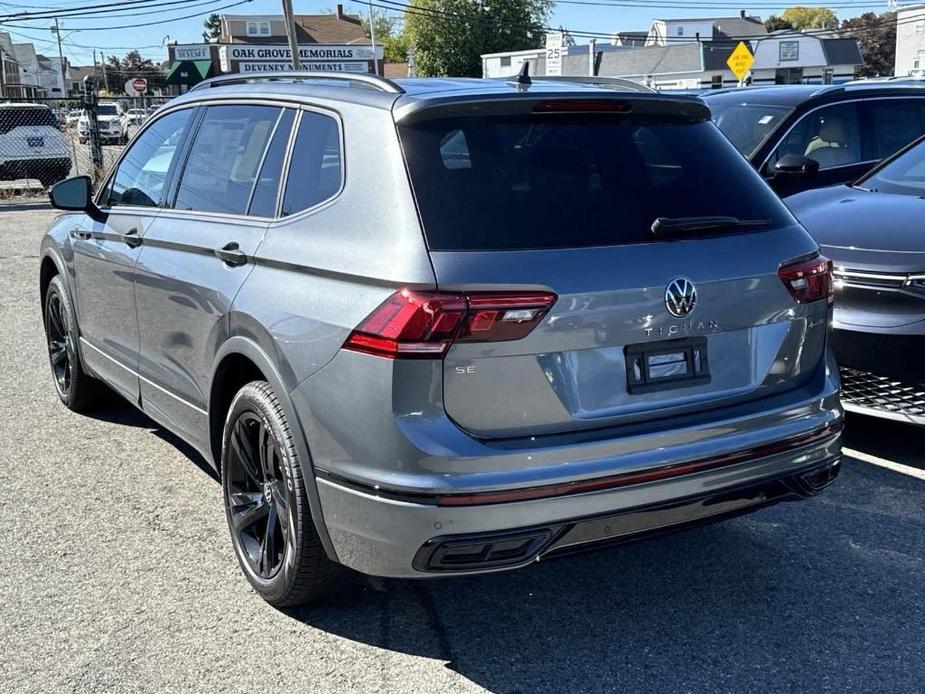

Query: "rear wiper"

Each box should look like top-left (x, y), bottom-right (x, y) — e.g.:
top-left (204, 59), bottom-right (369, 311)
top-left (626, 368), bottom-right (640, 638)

top-left (650, 216), bottom-right (771, 237)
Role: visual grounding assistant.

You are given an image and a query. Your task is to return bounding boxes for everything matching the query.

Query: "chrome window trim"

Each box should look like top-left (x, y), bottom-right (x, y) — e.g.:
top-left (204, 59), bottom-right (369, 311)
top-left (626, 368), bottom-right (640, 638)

top-left (94, 96), bottom-right (339, 223)
top-left (758, 95), bottom-right (925, 175)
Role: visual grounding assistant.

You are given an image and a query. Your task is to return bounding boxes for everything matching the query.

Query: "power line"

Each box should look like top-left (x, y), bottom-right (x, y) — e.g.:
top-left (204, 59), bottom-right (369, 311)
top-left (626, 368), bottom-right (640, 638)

top-left (3, 0), bottom-right (251, 30)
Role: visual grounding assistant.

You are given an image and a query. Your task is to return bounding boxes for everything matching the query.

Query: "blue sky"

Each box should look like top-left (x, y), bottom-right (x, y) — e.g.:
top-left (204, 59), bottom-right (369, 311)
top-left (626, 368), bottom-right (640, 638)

top-left (0, 0), bottom-right (894, 67)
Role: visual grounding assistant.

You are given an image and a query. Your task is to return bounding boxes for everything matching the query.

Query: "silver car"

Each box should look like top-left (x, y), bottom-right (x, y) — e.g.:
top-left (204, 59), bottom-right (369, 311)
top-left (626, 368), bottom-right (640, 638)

top-left (39, 73), bottom-right (843, 606)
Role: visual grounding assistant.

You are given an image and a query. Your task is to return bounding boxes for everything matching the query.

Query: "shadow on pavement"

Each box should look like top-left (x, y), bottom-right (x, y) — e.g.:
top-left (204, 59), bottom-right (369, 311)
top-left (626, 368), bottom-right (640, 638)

top-left (844, 412), bottom-right (925, 472)
top-left (291, 461), bottom-right (925, 693)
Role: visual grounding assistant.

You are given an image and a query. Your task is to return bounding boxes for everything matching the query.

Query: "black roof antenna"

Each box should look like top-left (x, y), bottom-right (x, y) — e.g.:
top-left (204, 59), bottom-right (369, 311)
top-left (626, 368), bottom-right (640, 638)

top-left (507, 62), bottom-right (532, 89)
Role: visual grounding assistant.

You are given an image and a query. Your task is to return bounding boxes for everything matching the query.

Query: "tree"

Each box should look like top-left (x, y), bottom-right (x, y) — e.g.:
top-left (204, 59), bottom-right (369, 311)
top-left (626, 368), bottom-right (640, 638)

top-left (362, 8), bottom-right (410, 63)
top-left (404, 0), bottom-right (552, 77)
top-left (101, 50), bottom-right (164, 95)
top-left (781, 6), bottom-right (838, 31)
top-left (765, 15), bottom-right (794, 32)
top-left (840, 11), bottom-right (896, 78)
top-left (203, 13), bottom-right (222, 40)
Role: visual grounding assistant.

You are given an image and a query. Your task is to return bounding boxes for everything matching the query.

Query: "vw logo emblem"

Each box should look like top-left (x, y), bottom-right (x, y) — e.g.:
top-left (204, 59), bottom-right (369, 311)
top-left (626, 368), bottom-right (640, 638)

top-left (665, 278), bottom-right (697, 318)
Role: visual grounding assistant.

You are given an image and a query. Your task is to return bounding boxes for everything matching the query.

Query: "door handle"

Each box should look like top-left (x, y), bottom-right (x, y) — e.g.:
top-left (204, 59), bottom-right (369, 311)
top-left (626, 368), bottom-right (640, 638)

top-left (214, 242), bottom-right (248, 267)
top-left (120, 228), bottom-right (142, 248)
top-left (69, 228), bottom-right (92, 240)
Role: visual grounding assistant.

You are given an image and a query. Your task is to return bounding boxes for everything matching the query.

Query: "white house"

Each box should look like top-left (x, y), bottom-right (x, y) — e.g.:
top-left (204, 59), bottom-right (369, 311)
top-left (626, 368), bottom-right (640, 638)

top-left (645, 14), bottom-right (767, 46)
top-left (895, 5), bottom-right (925, 77)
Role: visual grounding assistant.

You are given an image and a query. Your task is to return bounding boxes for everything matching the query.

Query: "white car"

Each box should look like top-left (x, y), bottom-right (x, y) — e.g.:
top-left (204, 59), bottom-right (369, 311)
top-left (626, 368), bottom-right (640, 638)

top-left (77, 103), bottom-right (128, 145)
top-left (0, 103), bottom-right (72, 188)
top-left (125, 108), bottom-right (147, 126)
top-left (65, 109), bottom-right (81, 128)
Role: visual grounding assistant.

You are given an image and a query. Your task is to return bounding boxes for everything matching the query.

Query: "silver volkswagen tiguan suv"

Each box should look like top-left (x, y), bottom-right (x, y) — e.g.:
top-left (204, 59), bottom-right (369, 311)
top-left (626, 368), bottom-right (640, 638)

top-left (39, 73), bottom-right (843, 606)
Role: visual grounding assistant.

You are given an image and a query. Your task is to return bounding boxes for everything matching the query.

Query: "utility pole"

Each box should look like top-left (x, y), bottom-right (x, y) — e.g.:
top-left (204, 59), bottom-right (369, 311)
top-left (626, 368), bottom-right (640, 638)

top-left (281, 0), bottom-right (300, 70)
top-left (366, 1), bottom-right (378, 76)
top-left (52, 19), bottom-right (68, 99)
top-left (98, 50), bottom-right (108, 93)
top-left (0, 47), bottom-right (7, 98)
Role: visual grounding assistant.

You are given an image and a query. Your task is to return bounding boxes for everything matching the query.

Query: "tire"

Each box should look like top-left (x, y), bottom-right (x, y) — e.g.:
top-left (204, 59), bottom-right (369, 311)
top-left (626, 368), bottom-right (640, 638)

top-left (221, 381), bottom-right (336, 606)
top-left (43, 275), bottom-right (105, 412)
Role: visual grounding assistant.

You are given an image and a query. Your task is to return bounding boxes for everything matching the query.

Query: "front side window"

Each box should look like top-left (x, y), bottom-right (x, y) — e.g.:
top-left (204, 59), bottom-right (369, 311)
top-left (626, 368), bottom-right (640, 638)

top-left (857, 138), bottom-right (925, 196)
top-left (769, 102), bottom-right (862, 171)
top-left (106, 108), bottom-right (193, 208)
top-left (173, 104), bottom-right (281, 215)
top-left (280, 110), bottom-right (342, 216)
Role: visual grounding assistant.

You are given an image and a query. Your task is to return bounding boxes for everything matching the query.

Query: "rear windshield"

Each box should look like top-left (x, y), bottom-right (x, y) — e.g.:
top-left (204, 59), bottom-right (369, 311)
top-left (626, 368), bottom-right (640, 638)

top-left (399, 114), bottom-right (793, 251)
top-left (0, 107), bottom-right (57, 134)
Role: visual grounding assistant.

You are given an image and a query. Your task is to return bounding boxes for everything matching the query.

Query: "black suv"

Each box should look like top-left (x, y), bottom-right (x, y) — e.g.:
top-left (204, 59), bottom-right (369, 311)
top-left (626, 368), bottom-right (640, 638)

top-left (704, 83), bottom-right (925, 197)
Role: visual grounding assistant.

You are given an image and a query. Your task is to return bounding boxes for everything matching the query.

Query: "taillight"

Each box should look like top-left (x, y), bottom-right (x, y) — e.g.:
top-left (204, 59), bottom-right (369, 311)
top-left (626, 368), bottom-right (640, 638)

top-left (778, 254), bottom-right (833, 305)
top-left (344, 290), bottom-right (556, 359)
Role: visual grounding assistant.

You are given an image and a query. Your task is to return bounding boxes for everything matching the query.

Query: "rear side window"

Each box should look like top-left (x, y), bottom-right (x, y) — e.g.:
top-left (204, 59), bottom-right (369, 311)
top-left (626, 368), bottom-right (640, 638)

top-left (281, 110), bottom-right (342, 216)
top-left (0, 107), bottom-right (56, 134)
top-left (174, 104), bottom-right (281, 215)
top-left (864, 99), bottom-right (925, 161)
top-left (248, 109), bottom-right (295, 217)
top-left (399, 114), bottom-right (792, 251)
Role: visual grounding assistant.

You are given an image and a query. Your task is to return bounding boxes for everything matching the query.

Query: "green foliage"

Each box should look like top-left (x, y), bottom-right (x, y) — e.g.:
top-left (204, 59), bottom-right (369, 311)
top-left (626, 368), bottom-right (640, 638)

top-left (101, 50), bottom-right (164, 94)
top-left (362, 8), bottom-right (410, 63)
top-left (764, 15), bottom-right (794, 32)
top-left (840, 11), bottom-right (896, 78)
top-left (203, 13), bottom-right (222, 40)
top-left (780, 6), bottom-right (838, 30)
top-left (404, 0), bottom-right (552, 77)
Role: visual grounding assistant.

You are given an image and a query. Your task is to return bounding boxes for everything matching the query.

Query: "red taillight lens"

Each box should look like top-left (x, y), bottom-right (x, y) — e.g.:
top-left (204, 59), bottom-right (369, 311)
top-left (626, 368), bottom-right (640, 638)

top-left (344, 290), bottom-right (556, 359)
top-left (778, 254), bottom-right (834, 304)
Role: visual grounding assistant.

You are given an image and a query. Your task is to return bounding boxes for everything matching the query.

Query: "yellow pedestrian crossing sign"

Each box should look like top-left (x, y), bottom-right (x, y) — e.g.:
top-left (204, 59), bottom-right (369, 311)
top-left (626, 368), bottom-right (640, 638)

top-left (726, 41), bottom-right (754, 82)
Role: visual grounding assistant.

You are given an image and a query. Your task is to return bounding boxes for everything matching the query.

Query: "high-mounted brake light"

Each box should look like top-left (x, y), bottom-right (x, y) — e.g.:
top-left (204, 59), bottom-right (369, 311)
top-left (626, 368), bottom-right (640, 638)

top-left (344, 290), bottom-right (556, 359)
top-left (778, 254), bottom-right (833, 305)
top-left (533, 100), bottom-right (632, 113)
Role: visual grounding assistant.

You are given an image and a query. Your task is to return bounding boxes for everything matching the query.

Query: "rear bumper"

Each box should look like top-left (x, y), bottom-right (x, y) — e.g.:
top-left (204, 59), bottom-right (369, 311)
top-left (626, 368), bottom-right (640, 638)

top-left (0, 157), bottom-right (71, 179)
top-left (315, 423), bottom-right (842, 578)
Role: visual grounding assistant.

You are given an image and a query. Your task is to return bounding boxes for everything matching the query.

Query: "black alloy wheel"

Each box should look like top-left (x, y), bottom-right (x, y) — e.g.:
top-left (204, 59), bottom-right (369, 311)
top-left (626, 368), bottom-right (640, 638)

top-left (45, 289), bottom-right (73, 399)
top-left (225, 410), bottom-right (295, 580)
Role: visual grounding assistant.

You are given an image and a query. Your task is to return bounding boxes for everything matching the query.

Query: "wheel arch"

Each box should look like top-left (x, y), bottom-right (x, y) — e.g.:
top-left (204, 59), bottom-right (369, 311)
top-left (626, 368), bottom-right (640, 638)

top-left (209, 336), bottom-right (338, 562)
top-left (39, 250), bottom-right (67, 318)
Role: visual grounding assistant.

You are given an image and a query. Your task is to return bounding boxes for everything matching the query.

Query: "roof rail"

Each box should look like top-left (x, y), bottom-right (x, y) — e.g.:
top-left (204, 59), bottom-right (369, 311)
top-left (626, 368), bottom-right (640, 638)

top-left (531, 75), bottom-right (655, 93)
top-left (189, 71), bottom-right (405, 94)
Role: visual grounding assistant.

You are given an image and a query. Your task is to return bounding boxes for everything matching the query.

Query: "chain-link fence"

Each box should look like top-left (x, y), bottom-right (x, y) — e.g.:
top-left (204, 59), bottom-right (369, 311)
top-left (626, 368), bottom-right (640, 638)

top-left (0, 94), bottom-right (173, 200)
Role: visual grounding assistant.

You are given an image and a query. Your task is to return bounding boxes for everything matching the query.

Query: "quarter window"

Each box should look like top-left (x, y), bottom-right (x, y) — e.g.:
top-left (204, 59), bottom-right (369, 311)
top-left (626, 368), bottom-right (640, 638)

top-left (106, 108), bottom-right (193, 208)
top-left (281, 110), bottom-right (342, 216)
top-left (173, 104), bottom-right (281, 215)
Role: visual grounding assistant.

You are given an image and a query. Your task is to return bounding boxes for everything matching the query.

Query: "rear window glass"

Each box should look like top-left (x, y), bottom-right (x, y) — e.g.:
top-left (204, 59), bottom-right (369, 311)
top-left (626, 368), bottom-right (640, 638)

top-left (0, 107), bottom-right (56, 134)
top-left (709, 102), bottom-right (791, 156)
top-left (399, 114), bottom-right (793, 251)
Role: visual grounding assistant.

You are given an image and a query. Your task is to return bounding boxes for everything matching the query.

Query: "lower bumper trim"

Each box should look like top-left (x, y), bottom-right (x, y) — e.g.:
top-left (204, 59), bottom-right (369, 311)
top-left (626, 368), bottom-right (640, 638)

top-left (412, 456), bottom-right (842, 573)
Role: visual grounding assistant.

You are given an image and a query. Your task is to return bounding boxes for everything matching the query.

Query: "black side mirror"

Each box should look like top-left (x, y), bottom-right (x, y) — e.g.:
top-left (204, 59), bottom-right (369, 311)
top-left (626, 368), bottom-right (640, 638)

top-left (49, 176), bottom-right (103, 220)
top-left (774, 154), bottom-right (821, 177)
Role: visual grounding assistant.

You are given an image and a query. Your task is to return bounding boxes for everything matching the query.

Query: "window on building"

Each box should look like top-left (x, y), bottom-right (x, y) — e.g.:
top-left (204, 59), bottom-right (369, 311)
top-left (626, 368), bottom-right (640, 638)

top-left (711, 74), bottom-right (723, 89)
top-left (779, 41), bottom-right (799, 62)
top-left (916, 21), bottom-right (925, 34)
top-left (676, 26), bottom-right (684, 36)
top-left (247, 21), bottom-right (270, 36)
top-left (500, 56), bottom-right (511, 67)
top-left (173, 104), bottom-right (281, 215)
top-left (281, 111), bottom-right (343, 216)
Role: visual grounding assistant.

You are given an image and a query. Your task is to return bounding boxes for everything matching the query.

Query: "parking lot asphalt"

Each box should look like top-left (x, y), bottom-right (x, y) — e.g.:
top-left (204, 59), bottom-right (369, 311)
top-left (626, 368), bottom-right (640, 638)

top-left (2, 207), bottom-right (923, 694)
